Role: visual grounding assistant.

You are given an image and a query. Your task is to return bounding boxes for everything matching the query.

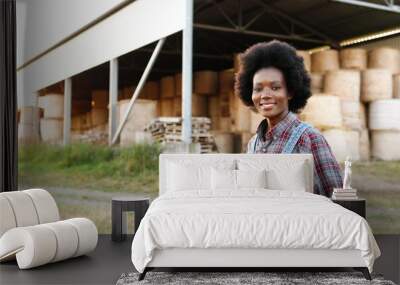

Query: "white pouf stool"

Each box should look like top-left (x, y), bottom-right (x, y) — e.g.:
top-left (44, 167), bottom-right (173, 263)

top-left (0, 189), bottom-right (98, 269)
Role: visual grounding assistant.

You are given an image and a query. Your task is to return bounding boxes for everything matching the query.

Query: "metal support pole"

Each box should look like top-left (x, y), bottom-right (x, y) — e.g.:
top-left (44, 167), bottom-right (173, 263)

top-left (63, 78), bottom-right (71, 145)
top-left (182, 0), bottom-right (193, 145)
top-left (109, 58), bottom-right (118, 145)
top-left (111, 38), bottom-right (165, 146)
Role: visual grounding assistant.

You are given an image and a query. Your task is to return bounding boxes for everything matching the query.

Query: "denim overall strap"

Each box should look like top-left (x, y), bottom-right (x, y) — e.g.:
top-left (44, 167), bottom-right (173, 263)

top-left (249, 135), bottom-right (259, 153)
top-left (282, 122), bottom-right (311, 153)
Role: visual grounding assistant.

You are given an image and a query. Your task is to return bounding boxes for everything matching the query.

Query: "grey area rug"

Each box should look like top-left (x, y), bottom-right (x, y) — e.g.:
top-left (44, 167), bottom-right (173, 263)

top-left (116, 272), bottom-right (396, 285)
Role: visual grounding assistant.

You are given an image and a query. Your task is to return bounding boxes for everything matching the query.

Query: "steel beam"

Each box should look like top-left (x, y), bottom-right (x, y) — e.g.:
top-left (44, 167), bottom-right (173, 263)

top-left (332, 0), bottom-right (400, 13)
top-left (63, 78), bottom-right (72, 146)
top-left (182, 0), bottom-right (194, 145)
top-left (111, 38), bottom-right (165, 146)
top-left (255, 0), bottom-right (340, 47)
top-left (108, 58), bottom-right (118, 146)
top-left (194, 23), bottom-right (328, 44)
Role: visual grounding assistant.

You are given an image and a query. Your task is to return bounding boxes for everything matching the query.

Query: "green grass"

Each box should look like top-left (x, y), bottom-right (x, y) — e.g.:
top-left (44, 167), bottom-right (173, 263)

top-left (352, 161), bottom-right (400, 182)
top-left (19, 143), bottom-right (162, 196)
top-left (18, 144), bottom-right (400, 234)
top-left (358, 190), bottom-right (400, 234)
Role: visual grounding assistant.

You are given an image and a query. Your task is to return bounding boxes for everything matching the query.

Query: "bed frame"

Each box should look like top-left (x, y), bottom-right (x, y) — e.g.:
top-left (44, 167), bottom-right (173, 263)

top-left (138, 154), bottom-right (372, 281)
top-left (140, 248), bottom-right (371, 280)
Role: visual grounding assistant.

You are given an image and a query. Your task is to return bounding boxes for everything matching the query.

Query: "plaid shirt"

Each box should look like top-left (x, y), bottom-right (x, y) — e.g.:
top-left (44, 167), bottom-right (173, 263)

top-left (247, 112), bottom-right (343, 197)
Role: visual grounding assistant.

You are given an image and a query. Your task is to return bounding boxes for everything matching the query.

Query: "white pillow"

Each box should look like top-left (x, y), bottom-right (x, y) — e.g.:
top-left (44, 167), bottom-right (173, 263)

top-left (236, 169), bottom-right (267, 189)
top-left (237, 158), bottom-right (309, 192)
top-left (266, 163), bottom-right (307, 191)
top-left (167, 162), bottom-right (209, 191)
top-left (166, 160), bottom-right (236, 192)
top-left (210, 168), bottom-right (236, 191)
top-left (211, 168), bottom-right (268, 191)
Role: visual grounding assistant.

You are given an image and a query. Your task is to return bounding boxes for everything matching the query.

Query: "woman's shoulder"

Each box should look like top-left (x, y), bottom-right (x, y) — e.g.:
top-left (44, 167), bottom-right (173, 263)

top-left (297, 122), bottom-right (327, 148)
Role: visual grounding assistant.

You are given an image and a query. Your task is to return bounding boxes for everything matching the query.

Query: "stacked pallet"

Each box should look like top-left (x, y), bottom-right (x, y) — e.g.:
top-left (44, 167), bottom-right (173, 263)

top-left (300, 46), bottom-right (400, 161)
top-left (144, 117), bottom-right (216, 153)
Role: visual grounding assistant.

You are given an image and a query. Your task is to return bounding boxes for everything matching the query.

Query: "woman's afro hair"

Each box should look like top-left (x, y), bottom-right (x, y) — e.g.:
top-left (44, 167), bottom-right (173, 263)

top-left (234, 40), bottom-right (311, 113)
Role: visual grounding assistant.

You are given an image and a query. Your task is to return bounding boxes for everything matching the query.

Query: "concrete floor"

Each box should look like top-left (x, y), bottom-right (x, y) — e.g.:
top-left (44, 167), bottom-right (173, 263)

top-left (0, 235), bottom-right (399, 285)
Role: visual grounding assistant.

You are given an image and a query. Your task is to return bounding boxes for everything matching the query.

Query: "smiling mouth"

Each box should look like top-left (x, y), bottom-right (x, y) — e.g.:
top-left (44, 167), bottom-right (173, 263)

top-left (260, 103), bottom-right (276, 109)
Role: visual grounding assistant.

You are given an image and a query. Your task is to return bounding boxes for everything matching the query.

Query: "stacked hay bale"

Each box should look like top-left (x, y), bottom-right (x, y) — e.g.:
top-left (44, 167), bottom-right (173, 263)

top-left (71, 100), bottom-right (92, 134)
top-left (160, 76), bottom-right (175, 116)
top-left (91, 90), bottom-right (108, 127)
top-left (300, 46), bottom-right (400, 162)
top-left (38, 94), bottom-right (64, 143)
top-left (211, 69), bottom-right (235, 153)
top-left (323, 70), bottom-right (362, 161)
top-left (172, 71), bottom-right (215, 118)
top-left (363, 47), bottom-right (400, 160)
top-left (368, 99), bottom-right (400, 160)
top-left (117, 99), bottom-right (157, 146)
top-left (18, 106), bottom-right (41, 144)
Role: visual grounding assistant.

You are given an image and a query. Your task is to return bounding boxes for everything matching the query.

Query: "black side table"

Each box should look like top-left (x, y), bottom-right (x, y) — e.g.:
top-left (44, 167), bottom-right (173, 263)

top-left (332, 198), bottom-right (366, 218)
top-left (112, 197), bottom-right (150, 242)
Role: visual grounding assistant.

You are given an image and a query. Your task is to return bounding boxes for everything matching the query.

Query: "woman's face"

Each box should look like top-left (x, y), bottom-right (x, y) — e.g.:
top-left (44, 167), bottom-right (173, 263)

top-left (252, 67), bottom-right (291, 119)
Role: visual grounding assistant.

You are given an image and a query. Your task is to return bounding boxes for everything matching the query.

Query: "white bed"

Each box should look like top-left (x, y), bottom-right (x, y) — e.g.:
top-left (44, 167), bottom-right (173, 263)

top-left (131, 154), bottom-right (380, 280)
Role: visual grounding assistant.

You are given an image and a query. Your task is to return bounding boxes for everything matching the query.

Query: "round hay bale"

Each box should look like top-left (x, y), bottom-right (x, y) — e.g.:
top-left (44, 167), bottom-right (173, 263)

top-left (296, 50), bottom-right (311, 72)
top-left (322, 129), bottom-right (360, 162)
top-left (368, 47), bottom-right (400, 75)
top-left (219, 69), bottom-right (235, 93)
top-left (300, 95), bottom-right (342, 130)
top-left (18, 123), bottom-right (40, 144)
top-left (341, 100), bottom-right (362, 131)
top-left (339, 48), bottom-right (367, 70)
top-left (324, 70), bottom-right (360, 101)
top-left (393, 74), bottom-right (400, 99)
top-left (361, 69), bottom-right (392, 102)
top-left (194, 71), bottom-right (218, 95)
top-left (311, 49), bottom-right (339, 73)
top-left (39, 94), bottom-right (64, 119)
top-left (212, 131), bottom-right (234, 153)
top-left (160, 76), bottom-right (175, 98)
top-left (310, 73), bottom-right (324, 93)
top-left (359, 128), bottom-right (370, 161)
top-left (91, 108), bottom-right (108, 126)
top-left (40, 118), bottom-right (63, 143)
top-left (369, 99), bottom-right (400, 130)
top-left (371, 130), bottom-right (400, 160)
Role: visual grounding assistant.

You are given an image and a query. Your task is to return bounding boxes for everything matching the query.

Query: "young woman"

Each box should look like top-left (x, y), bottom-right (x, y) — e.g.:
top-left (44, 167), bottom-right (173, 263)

top-left (235, 40), bottom-right (342, 197)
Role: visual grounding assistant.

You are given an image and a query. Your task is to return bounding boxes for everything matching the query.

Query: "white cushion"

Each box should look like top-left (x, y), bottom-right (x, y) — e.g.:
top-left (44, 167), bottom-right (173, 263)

top-left (237, 158), bottom-right (309, 192)
top-left (236, 169), bottom-right (268, 189)
top-left (166, 159), bottom-right (235, 192)
top-left (0, 196), bottom-right (16, 237)
top-left (24, 189), bottom-right (59, 223)
top-left (0, 189), bottom-right (98, 269)
top-left (0, 225), bottom-right (57, 269)
top-left (64, 218), bottom-right (98, 257)
top-left (1, 191), bottom-right (39, 227)
top-left (211, 169), bottom-right (268, 191)
top-left (42, 221), bottom-right (79, 262)
top-left (211, 168), bottom-right (236, 191)
top-left (0, 218), bottom-right (98, 269)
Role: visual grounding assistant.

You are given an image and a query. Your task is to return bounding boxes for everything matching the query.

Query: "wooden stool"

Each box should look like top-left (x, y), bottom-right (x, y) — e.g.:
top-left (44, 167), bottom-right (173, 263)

top-left (112, 197), bottom-right (149, 242)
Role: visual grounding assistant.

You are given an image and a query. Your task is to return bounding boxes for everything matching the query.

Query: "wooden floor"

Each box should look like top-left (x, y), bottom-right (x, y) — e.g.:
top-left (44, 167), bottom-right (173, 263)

top-left (0, 235), bottom-right (399, 285)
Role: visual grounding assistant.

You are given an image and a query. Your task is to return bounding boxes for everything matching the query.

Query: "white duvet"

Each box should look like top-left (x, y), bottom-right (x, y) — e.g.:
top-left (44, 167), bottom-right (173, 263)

top-left (131, 190), bottom-right (380, 273)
